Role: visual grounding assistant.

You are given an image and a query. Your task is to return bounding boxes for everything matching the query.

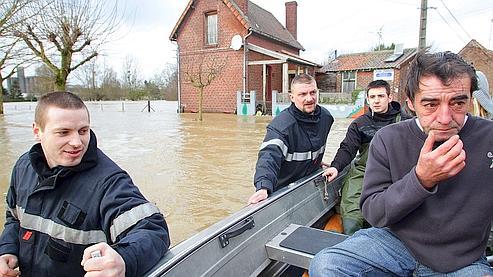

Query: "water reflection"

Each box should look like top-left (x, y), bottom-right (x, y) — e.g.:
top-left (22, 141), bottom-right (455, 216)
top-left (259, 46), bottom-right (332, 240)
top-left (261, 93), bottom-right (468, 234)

top-left (0, 101), bottom-right (351, 245)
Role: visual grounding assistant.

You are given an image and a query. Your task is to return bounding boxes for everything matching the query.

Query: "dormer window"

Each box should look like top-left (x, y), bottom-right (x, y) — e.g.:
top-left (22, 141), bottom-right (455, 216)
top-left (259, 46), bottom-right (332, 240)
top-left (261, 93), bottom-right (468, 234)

top-left (206, 12), bottom-right (218, 45)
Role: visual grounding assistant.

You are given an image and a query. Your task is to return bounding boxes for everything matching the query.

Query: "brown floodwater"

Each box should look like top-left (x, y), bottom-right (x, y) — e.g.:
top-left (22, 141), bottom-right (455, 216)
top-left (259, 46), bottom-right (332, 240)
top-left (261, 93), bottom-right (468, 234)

top-left (0, 101), bottom-right (351, 245)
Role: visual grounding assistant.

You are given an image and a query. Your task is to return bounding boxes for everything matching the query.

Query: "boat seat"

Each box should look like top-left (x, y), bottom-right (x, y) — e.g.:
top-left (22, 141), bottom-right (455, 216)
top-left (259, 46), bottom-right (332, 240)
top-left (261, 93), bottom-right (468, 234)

top-left (265, 224), bottom-right (348, 269)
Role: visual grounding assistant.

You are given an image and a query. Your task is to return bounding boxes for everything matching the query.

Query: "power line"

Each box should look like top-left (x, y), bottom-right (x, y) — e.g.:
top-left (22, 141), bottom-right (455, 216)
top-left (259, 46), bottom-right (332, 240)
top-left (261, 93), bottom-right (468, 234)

top-left (432, 8), bottom-right (468, 44)
top-left (438, 0), bottom-right (473, 40)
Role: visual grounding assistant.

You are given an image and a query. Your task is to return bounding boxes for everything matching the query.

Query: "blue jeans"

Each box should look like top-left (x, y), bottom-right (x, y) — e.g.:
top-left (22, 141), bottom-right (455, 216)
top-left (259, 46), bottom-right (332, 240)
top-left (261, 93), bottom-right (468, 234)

top-left (309, 227), bottom-right (493, 277)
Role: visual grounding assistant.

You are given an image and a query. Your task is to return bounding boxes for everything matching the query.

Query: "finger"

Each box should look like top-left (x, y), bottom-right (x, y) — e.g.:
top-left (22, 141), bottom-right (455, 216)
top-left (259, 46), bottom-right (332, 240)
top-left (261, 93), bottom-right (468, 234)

top-left (83, 255), bottom-right (105, 273)
top-left (327, 171), bottom-right (338, 182)
top-left (433, 135), bottom-right (460, 156)
top-left (0, 268), bottom-right (20, 277)
top-left (82, 243), bottom-right (105, 266)
top-left (441, 138), bottom-right (463, 161)
top-left (248, 193), bottom-right (260, 204)
top-left (421, 131), bottom-right (436, 154)
top-left (445, 149), bottom-right (466, 176)
top-left (250, 191), bottom-right (267, 204)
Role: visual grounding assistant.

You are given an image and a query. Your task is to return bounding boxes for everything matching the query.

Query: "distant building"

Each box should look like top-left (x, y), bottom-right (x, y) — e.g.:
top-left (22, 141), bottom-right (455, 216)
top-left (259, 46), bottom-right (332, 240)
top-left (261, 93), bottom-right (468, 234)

top-left (170, 0), bottom-right (319, 114)
top-left (6, 67), bottom-right (46, 99)
top-left (318, 46), bottom-right (417, 104)
top-left (458, 39), bottom-right (493, 96)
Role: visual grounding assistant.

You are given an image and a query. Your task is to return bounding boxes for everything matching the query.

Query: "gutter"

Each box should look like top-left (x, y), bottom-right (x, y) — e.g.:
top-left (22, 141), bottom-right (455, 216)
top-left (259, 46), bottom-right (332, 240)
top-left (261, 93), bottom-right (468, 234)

top-left (243, 30), bottom-right (252, 97)
top-left (172, 41), bottom-right (182, 113)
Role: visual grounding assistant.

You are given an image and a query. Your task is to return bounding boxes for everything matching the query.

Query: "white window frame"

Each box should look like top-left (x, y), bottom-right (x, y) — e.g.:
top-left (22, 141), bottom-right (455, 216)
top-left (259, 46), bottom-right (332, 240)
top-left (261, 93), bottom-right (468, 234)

top-left (206, 13), bottom-right (218, 45)
top-left (342, 71), bottom-right (356, 94)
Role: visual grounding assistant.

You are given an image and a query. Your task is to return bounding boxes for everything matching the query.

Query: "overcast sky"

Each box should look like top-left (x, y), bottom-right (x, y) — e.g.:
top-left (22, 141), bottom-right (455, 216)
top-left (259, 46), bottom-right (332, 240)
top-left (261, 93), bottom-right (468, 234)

top-left (99, 0), bottom-right (493, 80)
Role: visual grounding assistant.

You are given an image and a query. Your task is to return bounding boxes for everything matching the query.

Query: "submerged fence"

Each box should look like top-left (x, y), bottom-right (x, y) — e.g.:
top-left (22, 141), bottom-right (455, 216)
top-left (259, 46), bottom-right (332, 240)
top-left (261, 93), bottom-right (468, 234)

top-left (3, 100), bottom-right (178, 114)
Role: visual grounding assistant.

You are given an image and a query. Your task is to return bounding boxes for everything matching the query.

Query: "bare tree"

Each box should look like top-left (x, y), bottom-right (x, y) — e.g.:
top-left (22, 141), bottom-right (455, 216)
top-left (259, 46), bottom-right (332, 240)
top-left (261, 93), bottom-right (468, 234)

top-left (33, 63), bottom-right (55, 94)
top-left (121, 55), bottom-right (144, 100)
top-left (14, 0), bottom-right (123, 91)
top-left (152, 63), bottom-right (178, 101)
top-left (0, 0), bottom-right (34, 114)
top-left (73, 58), bottom-right (102, 100)
top-left (183, 55), bottom-right (226, 121)
top-left (100, 65), bottom-right (122, 100)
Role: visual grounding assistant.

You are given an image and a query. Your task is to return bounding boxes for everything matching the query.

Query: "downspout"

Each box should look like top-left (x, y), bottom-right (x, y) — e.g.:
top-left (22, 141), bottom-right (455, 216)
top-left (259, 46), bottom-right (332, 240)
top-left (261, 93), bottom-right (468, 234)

top-left (172, 40), bottom-right (182, 113)
top-left (243, 30), bottom-right (252, 98)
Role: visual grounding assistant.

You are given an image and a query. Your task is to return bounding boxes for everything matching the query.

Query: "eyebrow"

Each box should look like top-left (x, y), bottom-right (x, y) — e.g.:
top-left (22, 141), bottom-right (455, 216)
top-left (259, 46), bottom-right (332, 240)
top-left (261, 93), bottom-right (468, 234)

top-left (451, 94), bottom-right (469, 101)
top-left (420, 94), bottom-right (469, 103)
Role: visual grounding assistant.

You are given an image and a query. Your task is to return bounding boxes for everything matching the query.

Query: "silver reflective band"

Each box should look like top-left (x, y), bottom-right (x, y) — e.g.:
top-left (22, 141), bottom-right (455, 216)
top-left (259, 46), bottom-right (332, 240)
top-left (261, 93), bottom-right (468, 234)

top-left (8, 207), bottom-right (18, 220)
top-left (285, 145), bottom-right (325, 161)
top-left (261, 139), bottom-right (326, 162)
top-left (260, 139), bottom-right (288, 157)
top-left (110, 202), bottom-right (161, 243)
top-left (16, 206), bottom-right (107, 244)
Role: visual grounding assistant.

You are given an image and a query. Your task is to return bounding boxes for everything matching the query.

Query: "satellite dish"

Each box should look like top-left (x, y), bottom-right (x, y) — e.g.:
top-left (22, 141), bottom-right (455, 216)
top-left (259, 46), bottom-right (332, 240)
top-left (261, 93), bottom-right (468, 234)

top-left (230, 34), bottom-right (243, 50)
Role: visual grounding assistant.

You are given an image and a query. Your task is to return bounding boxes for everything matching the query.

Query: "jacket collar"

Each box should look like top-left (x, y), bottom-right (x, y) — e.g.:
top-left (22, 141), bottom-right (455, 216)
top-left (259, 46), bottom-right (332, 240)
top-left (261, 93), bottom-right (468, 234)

top-left (29, 130), bottom-right (99, 187)
top-left (288, 103), bottom-right (321, 124)
top-left (367, 101), bottom-right (402, 121)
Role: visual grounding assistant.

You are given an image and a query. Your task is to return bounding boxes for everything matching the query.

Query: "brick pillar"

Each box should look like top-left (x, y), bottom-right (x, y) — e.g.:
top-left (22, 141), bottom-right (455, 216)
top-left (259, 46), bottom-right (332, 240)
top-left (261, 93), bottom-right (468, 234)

top-left (285, 1), bottom-right (297, 40)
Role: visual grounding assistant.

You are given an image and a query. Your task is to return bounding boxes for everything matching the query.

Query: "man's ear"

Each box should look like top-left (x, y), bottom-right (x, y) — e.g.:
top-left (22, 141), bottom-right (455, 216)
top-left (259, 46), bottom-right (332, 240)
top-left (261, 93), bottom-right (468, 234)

top-left (33, 122), bottom-right (41, 141)
top-left (406, 97), bottom-right (415, 112)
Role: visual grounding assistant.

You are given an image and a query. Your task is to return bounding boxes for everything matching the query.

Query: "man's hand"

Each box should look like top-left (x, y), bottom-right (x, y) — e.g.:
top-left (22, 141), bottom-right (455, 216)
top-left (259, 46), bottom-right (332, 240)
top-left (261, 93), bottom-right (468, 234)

top-left (415, 131), bottom-right (466, 189)
top-left (248, 189), bottom-right (268, 204)
top-left (81, 242), bottom-right (125, 277)
top-left (323, 167), bottom-right (338, 182)
top-left (0, 254), bottom-right (19, 277)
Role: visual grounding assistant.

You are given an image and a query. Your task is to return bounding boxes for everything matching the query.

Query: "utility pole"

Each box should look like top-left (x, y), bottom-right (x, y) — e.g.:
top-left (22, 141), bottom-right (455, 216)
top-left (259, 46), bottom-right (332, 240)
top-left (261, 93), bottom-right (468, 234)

top-left (418, 0), bottom-right (428, 51)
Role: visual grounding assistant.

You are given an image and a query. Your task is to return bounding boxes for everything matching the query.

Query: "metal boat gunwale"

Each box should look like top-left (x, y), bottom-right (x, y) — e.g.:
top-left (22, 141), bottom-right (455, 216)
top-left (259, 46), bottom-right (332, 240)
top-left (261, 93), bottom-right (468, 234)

top-left (146, 168), bottom-right (347, 276)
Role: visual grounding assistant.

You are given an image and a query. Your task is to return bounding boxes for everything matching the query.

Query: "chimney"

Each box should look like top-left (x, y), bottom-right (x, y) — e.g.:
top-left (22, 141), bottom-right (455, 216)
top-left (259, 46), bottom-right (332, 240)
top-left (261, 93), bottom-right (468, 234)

top-left (285, 1), bottom-right (298, 40)
top-left (235, 0), bottom-right (248, 15)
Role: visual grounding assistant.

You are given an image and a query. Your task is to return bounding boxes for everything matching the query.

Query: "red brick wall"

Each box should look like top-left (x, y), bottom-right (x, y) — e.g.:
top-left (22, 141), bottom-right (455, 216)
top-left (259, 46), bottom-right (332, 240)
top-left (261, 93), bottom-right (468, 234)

top-left (176, 0), bottom-right (246, 113)
top-left (175, 0), bottom-right (311, 113)
top-left (460, 47), bottom-right (493, 96)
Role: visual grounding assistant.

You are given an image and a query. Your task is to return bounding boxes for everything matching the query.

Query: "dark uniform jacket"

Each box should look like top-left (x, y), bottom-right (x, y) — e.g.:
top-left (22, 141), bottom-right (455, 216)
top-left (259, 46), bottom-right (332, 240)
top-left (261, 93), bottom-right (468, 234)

top-left (254, 103), bottom-right (334, 193)
top-left (0, 131), bottom-right (170, 277)
top-left (331, 101), bottom-right (410, 171)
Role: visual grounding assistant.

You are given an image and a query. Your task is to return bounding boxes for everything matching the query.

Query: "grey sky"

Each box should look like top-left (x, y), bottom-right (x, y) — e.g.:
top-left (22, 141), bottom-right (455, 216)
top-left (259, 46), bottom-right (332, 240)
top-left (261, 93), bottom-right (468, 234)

top-left (103, 0), bottom-right (493, 80)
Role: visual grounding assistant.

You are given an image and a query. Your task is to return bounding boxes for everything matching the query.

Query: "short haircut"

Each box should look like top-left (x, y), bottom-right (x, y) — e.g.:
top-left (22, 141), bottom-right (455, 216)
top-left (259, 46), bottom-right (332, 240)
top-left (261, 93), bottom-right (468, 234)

top-left (405, 51), bottom-right (478, 101)
top-left (367, 80), bottom-right (390, 96)
top-left (35, 91), bottom-right (89, 130)
top-left (290, 73), bottom-right (316, 91)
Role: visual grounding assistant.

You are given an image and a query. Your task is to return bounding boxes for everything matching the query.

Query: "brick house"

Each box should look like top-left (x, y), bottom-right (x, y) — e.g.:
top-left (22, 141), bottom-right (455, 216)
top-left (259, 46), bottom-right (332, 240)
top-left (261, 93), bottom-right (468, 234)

top-left (318, 47), bottom-right (417, 104)
top-left (170, 0), bottom-right (318, 114)
top-left (459, 39), bottom-right (493, 96)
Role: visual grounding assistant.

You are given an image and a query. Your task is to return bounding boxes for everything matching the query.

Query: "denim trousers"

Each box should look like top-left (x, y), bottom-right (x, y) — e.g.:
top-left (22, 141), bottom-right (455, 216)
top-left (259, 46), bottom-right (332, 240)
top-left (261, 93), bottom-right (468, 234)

top-left (309, 227), bottom-right (493, 277)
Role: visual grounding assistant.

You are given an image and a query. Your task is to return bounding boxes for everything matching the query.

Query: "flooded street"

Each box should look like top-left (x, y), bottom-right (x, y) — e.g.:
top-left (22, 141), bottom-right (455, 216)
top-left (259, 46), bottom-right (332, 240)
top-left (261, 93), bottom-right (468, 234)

top-left (0, 101), bottom-right (351, 245)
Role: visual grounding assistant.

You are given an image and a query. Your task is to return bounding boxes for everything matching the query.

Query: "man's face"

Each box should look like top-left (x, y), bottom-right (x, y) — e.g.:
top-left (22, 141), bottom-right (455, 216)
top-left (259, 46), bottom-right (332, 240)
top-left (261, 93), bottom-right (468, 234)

top-left (408, 75), bottom-right (471, 142)
top-left (33, 107), bottom-right (90, 168)
top-left (367, 87), bottom-right (391, 114)
top-left (290, 81), bottom-right (318, 114)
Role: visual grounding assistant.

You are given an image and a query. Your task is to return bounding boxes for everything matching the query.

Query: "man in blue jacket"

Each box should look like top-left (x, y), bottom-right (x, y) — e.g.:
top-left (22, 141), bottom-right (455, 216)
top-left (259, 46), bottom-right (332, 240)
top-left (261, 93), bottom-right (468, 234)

top-left (324, 80), bottom-right (410, 235)
top-left (0, 91), bottom-right (170, 277)
top-left (248, 73), bottom-right (334, 204)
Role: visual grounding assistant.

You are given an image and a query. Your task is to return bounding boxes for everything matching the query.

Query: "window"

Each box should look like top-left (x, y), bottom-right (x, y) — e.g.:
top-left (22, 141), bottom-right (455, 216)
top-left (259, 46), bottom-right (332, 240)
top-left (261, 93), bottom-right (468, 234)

top-left (342, 71), bottom-right (356, 93)
top-left (206, 13), bottom-right (218, 45)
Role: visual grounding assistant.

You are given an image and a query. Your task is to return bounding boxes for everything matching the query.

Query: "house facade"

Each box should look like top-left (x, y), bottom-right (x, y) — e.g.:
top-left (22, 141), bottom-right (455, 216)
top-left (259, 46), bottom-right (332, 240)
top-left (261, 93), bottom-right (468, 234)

top-left (459, 39), bottom-right (493, 96)
top-left (170, 0), bottom-right (318, 114)
top-left (318, 47), bottom-right (417, 104)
